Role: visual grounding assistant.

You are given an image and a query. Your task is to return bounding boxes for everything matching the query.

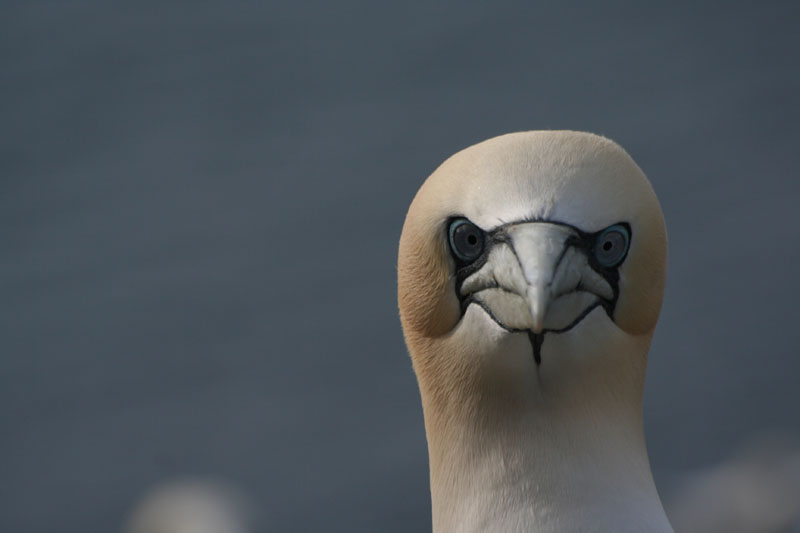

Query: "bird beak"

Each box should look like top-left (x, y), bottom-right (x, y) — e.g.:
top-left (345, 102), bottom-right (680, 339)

top-left (510, 224), bottom-right (573, 333)
top-left (459, 223), bottom-right (613, 334)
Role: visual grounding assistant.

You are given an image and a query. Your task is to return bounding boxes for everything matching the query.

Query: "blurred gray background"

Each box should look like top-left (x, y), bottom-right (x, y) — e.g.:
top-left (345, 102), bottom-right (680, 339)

top-left (2, 1), bottom-right (799, 531)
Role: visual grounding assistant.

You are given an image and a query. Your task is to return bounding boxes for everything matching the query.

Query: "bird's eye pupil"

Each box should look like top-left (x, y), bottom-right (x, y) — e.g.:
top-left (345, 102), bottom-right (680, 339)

top-left (448, 218), bottom-right (485, 264)
top-left (593, 224), bottom-right (630, 268)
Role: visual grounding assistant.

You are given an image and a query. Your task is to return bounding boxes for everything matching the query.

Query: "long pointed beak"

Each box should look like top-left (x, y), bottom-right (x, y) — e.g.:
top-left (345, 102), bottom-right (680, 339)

top-left (506, 224), bottom-right (576, 333)
top-left (526, 286), bottom-right (549, 333)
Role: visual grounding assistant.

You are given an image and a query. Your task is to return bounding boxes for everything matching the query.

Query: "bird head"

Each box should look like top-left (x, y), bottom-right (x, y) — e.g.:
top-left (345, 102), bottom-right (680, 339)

top-left (398, 131), bottom-right (667, 417)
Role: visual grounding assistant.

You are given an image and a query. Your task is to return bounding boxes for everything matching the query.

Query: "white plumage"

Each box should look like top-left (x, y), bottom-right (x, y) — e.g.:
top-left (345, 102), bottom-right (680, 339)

top-left (398, 131), bottom-right (672, 532)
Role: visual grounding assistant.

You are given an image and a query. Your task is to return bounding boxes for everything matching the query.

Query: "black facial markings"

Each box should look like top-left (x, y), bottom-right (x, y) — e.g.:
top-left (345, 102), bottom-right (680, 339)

top-left (546, 301), bottom-right (604, 333)
top-left (551, 240), bottom-right (572, 276)
top-left (463, 296), bottom-right (546, 366)
top-left (528, 332), bottom-right (544, 365)
top-left (453, 253), bottom-right (491, 296)
top-left (449, 217), bottom-right (632, 366)
top-left (502, 234), bottom-right (527, 282)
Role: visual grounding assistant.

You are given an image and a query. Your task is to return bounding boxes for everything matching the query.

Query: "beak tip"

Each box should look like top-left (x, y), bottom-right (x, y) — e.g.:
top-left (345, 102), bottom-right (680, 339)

top-left (527, 288), bottom-right (549, 334)
top-left (529, 308), bottom-right (545, 333)
top-left (530, 313), bottom-right (545, 334)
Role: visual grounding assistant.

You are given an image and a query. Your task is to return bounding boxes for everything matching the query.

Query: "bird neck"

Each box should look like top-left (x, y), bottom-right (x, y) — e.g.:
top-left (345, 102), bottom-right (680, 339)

top-left (416, 323), bottom-right (673, 533)
top-left (425, 398), bottom-right (672, 533)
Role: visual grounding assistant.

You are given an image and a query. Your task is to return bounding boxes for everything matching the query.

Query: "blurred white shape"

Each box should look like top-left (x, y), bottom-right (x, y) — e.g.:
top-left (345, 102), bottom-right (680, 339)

top-left (667, 433), bottom-right (800, 533)
top-left (122, 479), bottom-right (251, 533)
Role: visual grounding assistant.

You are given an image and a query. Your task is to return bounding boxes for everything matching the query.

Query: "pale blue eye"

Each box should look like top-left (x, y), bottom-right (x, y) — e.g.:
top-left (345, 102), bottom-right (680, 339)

top-left (593, 224), bottom-right (630, 267)
top-left (448, 218), bottom-right (485, 263)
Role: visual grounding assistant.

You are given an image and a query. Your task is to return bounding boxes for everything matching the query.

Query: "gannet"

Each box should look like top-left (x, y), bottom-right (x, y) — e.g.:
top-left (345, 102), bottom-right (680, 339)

top-left (397, 131), bottom-right (672, 532)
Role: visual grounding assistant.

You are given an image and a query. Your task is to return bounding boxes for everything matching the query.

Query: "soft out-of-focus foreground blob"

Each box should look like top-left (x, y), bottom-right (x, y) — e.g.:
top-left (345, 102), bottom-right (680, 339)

top-left (667, 433), bottom-right (800, 533)
top-left (398, 131), bottom-right (671, 532)
top-left (122, 479), bottom-right (252, 533)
